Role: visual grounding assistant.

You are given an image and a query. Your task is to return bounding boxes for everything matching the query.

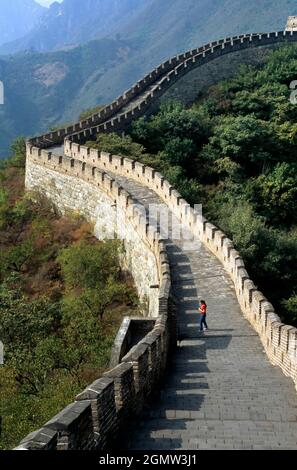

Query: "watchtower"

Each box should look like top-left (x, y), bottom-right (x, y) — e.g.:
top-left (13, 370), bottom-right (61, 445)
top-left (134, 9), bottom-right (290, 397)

top-left (286, 16), bottom-right (297, 31)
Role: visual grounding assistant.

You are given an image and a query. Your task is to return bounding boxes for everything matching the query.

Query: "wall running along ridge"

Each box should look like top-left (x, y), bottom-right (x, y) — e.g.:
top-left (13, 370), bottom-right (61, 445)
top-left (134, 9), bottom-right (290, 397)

top-left (29, 30), bottom-right (297, 149)
top-left (64, 141), bottom-right (297, 392)
top-left (17, 27), bottom-right (297, 450)
top-left (25, 148), bottom-right (160, 317)
top-left (15, 145), bottom-right (175, 450)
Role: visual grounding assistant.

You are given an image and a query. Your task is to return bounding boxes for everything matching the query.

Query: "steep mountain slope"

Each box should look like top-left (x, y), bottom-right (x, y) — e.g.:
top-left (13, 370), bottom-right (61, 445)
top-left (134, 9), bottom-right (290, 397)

top-left (0, 0), bottom-right (45, 47)
top-left (2, 0), bottom-right (296, 56)
top-left (119, 0), bottom-right (297, 49)
top-left (0, 37), bottom-right (137, 157)
top-left (0, 0), bottom-right (149, 54)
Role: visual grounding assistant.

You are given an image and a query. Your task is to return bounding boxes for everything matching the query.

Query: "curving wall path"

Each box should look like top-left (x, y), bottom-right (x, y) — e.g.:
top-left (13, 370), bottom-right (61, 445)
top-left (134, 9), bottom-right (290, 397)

top-left (18, 28), bottom-right (297, 450)
top-left (29, 30), bottom-right (297, 149)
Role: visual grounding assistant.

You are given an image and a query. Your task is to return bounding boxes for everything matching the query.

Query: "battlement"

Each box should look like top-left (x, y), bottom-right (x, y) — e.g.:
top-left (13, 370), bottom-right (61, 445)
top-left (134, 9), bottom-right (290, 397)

top-left (28, 29), bottom-right (297, 149)
top-left (64, 141), bottom-right (297, 393)
top-left (20, 133), bottom-right (297, 451)
top-left (286, 16), bottom-right (297, 31)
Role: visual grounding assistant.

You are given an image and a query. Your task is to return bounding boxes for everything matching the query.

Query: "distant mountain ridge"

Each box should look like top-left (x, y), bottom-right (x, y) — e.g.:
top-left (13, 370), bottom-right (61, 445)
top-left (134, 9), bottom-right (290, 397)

top-left (2, 0), bottom-right (297, 56)
top-left (0, 0), bottom-right (45, 47)
top-left (0, 0), bottom-right (150, 54)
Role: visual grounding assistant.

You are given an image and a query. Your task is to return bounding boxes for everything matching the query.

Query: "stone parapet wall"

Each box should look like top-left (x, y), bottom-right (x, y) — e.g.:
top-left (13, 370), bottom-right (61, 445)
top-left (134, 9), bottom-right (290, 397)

top-left (28, 31), bottom-right (297, 149)
top-left (15, 145), bottom-right (174, 450)
top-left (18, 25), bottom-right (297, 450)
top-left (66, 31), bottom-right (297, 146)
top-left (65, 143), bottom-right (297, 391)
top-left (109, 317), bottom-right (156, 368)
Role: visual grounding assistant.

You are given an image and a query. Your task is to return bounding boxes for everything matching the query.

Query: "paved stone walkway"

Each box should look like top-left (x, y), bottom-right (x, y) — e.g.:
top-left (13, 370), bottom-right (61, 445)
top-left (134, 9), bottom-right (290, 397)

top-left (106, 173), bottom-right (297, 450)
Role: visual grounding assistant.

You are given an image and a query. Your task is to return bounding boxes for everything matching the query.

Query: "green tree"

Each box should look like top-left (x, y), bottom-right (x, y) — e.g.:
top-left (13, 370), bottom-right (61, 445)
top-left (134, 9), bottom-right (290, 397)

top-left (58, 239), bottom-right (121, 289)
top-left (87, 133), bottom-right (147, 159)
top-left (159, 137), bottom-right (196, 168)
top-left (282, 296), bottom-right (297, 324)
top-left (250, 163), bottom-right (297, 225)
top-left (9, 137), bottom-right (26, 168)
top-left (0, 187), bottom-right (10, 230)
top-left (207, 114), bottom-right (275, 173)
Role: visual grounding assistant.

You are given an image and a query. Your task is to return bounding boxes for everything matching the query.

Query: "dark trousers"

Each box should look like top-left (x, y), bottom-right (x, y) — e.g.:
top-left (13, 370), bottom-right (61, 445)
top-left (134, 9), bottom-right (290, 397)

top-left (200, 314), bottom-right (208, 331)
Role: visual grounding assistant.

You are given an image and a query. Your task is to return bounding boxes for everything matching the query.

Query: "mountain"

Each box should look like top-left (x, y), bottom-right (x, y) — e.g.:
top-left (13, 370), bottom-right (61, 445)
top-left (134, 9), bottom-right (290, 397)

top-left (2, 0), bottom-right (296, 56)
top-left (0, 37), bottom-right (138, 157)
top-left (96, 0), bottom-right (297, 102)
top-left (0, 0), bottom-right (45, 47)
top-left (0, 0), bottom-right (150, 54)
top-left (1, 0), bottom-right (297, 157)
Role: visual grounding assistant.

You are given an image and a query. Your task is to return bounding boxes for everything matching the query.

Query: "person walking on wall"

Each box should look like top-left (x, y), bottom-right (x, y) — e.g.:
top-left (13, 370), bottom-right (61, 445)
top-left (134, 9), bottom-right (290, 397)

top-left (199, 300), bottom-right (208, 332)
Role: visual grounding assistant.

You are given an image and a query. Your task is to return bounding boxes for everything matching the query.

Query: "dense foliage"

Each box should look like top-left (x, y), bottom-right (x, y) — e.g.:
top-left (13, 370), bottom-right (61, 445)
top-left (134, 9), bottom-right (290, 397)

top-left (0, 140), bottom-right (138, 449)
top-left (91, 45), bottom-right (297, 326)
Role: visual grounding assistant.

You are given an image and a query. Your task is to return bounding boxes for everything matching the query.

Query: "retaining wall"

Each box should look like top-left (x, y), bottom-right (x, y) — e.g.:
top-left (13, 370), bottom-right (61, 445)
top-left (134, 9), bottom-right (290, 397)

top-left (18, 27), bottom-right (297, 450)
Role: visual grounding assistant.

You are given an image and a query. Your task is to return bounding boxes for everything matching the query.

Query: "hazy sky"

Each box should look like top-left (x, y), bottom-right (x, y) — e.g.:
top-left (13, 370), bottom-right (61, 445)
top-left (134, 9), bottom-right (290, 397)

top-left (36, 0), bottom-right (63, 6)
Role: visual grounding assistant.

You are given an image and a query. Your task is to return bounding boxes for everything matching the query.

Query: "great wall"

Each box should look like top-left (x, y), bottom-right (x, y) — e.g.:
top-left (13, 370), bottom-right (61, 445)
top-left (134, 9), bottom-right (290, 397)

top-left (15, 18), bottom-right (297, 450)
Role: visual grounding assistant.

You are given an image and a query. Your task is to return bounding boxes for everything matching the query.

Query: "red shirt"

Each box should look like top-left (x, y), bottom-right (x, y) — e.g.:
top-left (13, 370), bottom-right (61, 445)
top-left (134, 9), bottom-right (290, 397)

top-left (200, 304), bottom-right (206, 315)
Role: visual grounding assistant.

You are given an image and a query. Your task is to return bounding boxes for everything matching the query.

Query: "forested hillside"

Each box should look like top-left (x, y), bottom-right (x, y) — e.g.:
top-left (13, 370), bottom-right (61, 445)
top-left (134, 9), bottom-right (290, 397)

top-left (0, 37), bottom-right (136, 157)
top-left (0, 141), bottom-right (139, 449)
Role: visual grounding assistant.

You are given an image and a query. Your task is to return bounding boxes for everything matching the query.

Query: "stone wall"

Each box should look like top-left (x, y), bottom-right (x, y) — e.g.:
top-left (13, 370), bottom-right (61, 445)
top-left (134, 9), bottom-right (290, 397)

top-left (109, 317), bottom-right (156, 368)
top-left (15, 145), bottom-right (174, 450)
top-left (29, 30), bottom-right (297, 149)
top-left (67, 31), bottom-right (297, 146)
top-left (159, 45), bottom-right (280, 107)
top-left (18, 24), bottom-right (297, 450)
top-left (25, 146), bottom-right (160, 316)
top-left (65, 143), bottom-right (297, 391)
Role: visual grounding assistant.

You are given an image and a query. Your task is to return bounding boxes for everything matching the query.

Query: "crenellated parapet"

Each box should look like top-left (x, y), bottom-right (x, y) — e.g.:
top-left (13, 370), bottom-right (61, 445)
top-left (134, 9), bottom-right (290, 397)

top-left (28, 29), bottom-right (297, 149)
top-left (18, 22), bottom-right (297, 450)
top-left (64, 141), bottom-right (297, 391)
top-left (16, 144), bottom-right (174, 450)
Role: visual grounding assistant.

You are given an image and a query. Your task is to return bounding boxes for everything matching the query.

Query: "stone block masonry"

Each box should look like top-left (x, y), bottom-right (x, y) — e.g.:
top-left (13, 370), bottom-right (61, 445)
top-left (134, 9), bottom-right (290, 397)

top-left (65, 142), bottom-right (297, 392)
top-left (15, 147), bottom-right (173, 450)
top-left (17, 20), bottom-right (297, 450)
top-left (29, 28), bottom-right (297, 150)
top-left (18, 140), bottom-right (297, 450)
top-left (25, 149), bottom-right (160, 317)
